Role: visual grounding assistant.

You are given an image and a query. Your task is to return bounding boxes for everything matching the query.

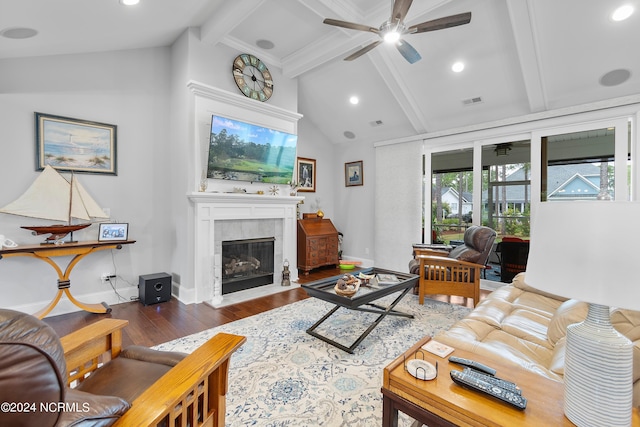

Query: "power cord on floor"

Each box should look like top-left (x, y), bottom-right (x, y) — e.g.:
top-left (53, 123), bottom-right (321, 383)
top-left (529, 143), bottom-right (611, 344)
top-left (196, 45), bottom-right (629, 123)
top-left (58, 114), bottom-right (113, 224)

top-left (107, 249), bottom-right (140, 302)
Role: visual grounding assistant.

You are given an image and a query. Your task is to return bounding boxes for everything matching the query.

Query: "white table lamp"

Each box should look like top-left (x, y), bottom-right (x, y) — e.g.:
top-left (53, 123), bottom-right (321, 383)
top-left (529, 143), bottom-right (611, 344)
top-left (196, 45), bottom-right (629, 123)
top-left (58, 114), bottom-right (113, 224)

top-left (526, 201), bottom-right (640, 427)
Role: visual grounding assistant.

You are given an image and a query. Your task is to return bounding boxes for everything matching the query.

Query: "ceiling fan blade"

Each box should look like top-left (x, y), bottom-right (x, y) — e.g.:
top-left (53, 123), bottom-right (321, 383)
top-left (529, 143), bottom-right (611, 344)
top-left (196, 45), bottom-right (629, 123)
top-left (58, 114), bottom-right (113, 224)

top-left (344, 40), bottom-right (383, 61)
top-left (396, 39), bottom-right (421, 64)
top-left (407, 12), bottom-right (472, 34)
top-left (391, 0), bottom-right (413, 23)
top-left (323, 18), bottom-right (379, 34)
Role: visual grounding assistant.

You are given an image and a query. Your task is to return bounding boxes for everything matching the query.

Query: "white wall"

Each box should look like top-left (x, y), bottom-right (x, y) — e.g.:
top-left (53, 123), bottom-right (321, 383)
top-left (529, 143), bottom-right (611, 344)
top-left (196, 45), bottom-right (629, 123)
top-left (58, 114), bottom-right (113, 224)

top-left (0, 48), bottom-right (173, 315)
top-left (331, 139), bottom-right (376, 265)
top-left (295, 118), bottom-right (335, 219)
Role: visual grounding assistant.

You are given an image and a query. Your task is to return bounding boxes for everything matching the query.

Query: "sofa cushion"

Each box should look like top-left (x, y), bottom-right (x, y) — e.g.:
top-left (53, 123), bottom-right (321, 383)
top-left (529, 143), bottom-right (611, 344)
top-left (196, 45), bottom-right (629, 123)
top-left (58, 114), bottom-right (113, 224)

top-left (76, 356), bottom-right (173, 404)
top-left (549, 336), bottom-right (567, 375)
top-left (449, 245), bottom-right (481, 263)
top-left (511, 272), bottom-right (568, 302)
top-left (547, 299), bottom-right (588, 345)
top-left (611, 308), bottom-right (640, 384)
top-left (501, 309), bottom-right (553, 349)
top-left (56, 389), bottom-right (130, 427)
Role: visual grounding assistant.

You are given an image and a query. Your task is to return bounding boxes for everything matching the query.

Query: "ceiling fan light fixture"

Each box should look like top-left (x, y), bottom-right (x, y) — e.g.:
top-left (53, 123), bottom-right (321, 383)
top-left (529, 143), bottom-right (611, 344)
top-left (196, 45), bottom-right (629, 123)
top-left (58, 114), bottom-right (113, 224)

top-left (383, 30), bottom-right (401, 43)
top-left (494, 143), bottom-right (512, 157)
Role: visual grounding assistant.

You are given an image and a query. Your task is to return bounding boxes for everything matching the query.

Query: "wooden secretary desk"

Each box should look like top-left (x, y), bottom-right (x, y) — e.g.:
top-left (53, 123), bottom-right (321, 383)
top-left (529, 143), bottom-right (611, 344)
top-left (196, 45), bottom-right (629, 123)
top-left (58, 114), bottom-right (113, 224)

top-left (297, 217), bottom-right (339, 275)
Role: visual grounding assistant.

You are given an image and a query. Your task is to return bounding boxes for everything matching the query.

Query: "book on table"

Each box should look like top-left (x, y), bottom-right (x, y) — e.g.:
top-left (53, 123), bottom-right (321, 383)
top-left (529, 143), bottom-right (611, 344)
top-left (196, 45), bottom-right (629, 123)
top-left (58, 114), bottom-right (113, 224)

top-left (422, 340), bottom-right (455, 358)
top-left (375, 273), bottom-right (400, 285)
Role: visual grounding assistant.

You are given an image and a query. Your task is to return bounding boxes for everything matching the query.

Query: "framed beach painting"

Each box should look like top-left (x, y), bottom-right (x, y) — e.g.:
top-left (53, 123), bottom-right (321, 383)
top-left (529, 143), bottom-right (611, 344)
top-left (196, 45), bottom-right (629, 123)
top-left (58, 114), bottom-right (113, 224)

top-left (345, 160), bottom-right (363, 187)
top-left (35, 112), bottom-right (117, 175)
top-left (296, 157), bottom-right (316, 192)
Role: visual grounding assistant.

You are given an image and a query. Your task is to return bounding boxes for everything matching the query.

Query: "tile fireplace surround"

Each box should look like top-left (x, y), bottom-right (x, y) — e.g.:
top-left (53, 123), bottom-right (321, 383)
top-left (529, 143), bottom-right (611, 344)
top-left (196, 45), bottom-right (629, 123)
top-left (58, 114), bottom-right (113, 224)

top-left (188, 192), bottom-right (303, 307)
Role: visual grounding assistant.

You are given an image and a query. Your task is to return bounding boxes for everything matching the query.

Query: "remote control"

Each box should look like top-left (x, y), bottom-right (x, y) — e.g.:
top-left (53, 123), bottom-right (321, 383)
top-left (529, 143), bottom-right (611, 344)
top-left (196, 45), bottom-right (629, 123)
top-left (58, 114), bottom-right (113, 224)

top-left (448, 356), bottom-right (497, 376)
top-left (450, 369), bottom-right (527, 410)
top-left (460, 368), bottom-right (521, 395)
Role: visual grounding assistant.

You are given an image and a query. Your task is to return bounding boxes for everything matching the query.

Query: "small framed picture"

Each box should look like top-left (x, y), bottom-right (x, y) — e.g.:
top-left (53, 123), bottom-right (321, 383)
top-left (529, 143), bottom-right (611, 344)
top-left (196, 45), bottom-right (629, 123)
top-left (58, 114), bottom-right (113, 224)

top-left (296, 157), bottom-right (316, 192)
top-left (35, 112), bottom-right (117, 175)
top-left (98, 223), bottom-right (129, 241)
top-left (345, 160), bottom-right (363, 187)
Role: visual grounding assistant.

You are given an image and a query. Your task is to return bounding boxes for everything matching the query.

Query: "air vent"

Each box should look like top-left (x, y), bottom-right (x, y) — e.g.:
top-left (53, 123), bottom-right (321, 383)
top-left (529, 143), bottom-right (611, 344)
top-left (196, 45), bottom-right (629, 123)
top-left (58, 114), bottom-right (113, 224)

top-left (462, 96), bottom-right (483, 106)
top-left (370, 120), bottom-right (384, 127)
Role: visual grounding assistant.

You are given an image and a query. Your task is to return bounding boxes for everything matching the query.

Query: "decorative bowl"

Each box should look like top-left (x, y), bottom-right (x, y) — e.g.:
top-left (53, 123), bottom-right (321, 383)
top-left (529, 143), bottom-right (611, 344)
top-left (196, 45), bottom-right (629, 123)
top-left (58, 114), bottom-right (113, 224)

top-left (334, 274), bottom-right (360, 297)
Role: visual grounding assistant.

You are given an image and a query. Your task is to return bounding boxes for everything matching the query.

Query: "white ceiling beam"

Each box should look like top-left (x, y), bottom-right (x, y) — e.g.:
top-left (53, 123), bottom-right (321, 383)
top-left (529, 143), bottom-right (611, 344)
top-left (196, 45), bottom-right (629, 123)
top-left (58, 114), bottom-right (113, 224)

top-left (283, 31), bottom-right (377, 78)
top-left (370, 49), bottom-right (431, 134)
top-left (199, 0), bottom-right (266, 46)
top-left (283, 0), bottom-right (390, 77)
top-left (506, 0), bottom-right (547, 113)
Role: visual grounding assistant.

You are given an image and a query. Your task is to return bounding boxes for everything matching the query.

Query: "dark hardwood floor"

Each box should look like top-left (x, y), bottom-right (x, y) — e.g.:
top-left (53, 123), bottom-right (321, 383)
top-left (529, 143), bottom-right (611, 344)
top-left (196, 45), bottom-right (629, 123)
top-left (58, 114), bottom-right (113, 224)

top-left (45, 265), bottom-right (490, 348)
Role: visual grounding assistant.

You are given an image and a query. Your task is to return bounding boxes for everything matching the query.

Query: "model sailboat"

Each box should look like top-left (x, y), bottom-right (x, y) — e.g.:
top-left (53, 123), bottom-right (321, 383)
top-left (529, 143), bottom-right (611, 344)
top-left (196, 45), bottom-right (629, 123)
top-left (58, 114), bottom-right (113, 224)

top-left (0, 165), bottom-right (109, 243)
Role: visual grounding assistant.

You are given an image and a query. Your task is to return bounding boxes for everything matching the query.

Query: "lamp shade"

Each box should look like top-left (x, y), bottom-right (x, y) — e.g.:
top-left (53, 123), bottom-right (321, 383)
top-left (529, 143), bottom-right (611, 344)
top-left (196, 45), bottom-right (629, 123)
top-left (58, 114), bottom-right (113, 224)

top-left (527, 201), bottom-right (639, 426)
top-left (526, 201), bottom-right (640, 311)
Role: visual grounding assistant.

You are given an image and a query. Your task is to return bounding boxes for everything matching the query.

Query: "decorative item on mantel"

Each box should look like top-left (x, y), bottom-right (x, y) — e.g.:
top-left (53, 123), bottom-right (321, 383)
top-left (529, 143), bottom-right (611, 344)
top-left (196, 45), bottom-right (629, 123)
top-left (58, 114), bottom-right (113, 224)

top-left (199, 170), bottom-right (208, 192)
top-left (269, 185), bottom-right (279, 196)
top-left (281, 259), bottom-right (291, 286)
top-left (288, 180), bottom-right (300, 196)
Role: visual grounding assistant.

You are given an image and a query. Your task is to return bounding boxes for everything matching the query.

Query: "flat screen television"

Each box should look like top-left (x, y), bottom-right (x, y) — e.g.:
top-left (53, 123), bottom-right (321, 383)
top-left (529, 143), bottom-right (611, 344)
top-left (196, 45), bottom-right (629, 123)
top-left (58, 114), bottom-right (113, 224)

top-left (207, 115), bottom-right (297, 184)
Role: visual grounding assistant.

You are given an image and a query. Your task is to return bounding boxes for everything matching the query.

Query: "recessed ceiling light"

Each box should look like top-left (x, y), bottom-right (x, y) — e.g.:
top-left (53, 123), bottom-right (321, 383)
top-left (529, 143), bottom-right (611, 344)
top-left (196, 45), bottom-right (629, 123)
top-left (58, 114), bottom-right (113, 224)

top-left (256, 39), bottom-right (275, 50)
top-left (611, 5), bottom-right (634, 21)
top-left (0, 27), bottom-right (38, 39)
top-left (120, 0), bottom-right (140, 5)
top-left (349, 96), bottom-right (359, 105)
top-left (452, 61), bottom-right (465, 73)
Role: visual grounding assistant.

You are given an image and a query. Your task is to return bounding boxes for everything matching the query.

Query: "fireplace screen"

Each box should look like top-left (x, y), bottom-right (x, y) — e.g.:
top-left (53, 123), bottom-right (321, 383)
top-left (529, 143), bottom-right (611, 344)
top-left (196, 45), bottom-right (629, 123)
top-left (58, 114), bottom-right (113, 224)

top-left (222, 237), bottom-right (275, 294)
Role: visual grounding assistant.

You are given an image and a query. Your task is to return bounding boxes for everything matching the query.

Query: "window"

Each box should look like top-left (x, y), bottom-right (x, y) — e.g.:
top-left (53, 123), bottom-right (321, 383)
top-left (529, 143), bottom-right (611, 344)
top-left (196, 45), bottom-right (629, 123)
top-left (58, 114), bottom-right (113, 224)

top-left (482, 141), bottom-right (531, 238)
top-left (430, 149), bottom-right (473, 244)
top-left (541, 128), bottom-right (615, 201)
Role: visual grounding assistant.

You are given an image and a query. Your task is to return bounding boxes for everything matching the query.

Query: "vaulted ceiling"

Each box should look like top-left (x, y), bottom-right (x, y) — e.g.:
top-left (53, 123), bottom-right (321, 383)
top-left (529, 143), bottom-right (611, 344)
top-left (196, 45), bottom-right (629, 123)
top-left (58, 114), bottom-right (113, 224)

top-left (2, 0), bottom-right (638, 144)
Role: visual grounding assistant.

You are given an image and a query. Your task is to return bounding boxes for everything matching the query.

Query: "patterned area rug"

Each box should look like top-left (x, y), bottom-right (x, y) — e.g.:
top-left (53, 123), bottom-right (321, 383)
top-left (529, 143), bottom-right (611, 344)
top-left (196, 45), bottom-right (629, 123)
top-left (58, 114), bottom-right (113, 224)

top-left (155, 293), bottom-right (471, 426)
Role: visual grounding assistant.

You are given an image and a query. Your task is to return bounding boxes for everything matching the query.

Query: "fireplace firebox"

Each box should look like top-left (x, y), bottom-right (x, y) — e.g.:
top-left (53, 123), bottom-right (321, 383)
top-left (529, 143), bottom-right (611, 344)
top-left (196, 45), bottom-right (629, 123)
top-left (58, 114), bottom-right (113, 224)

top-left (222, 237), bottom-right (275, 294)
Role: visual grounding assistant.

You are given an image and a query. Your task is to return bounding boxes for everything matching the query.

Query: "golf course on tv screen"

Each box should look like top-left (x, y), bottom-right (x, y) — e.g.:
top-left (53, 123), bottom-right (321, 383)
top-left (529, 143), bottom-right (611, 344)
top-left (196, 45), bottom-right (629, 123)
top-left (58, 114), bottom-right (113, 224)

top-left (207, 115), bottom-right (297, 184)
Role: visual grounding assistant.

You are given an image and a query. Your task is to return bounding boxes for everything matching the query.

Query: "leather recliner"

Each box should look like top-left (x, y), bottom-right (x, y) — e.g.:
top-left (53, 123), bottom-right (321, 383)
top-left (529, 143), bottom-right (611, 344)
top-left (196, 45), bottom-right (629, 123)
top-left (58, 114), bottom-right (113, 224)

top-left (410, 225), bottom-right (496, 306)
top-left (0, 308), bottom-right (245, 427)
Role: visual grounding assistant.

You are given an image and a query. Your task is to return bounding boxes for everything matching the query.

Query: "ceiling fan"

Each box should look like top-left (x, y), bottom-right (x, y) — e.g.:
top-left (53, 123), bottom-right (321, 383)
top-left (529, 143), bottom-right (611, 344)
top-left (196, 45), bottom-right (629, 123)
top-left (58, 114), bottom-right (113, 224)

top-left (323, 0), bottom-right (471, 64)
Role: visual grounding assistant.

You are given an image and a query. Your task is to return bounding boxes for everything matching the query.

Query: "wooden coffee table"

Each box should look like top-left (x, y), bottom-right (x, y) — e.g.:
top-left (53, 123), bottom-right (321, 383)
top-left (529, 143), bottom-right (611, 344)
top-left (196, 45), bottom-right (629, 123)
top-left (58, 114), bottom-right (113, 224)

top-left (382, 336), bottom-right (640, 426)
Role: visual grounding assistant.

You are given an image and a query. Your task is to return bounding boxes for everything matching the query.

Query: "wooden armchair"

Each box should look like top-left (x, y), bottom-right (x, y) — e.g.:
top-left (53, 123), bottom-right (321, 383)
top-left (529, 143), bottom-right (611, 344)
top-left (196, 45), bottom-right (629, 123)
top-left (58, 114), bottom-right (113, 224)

top-left (0, 309), bottom-right (245, 427)
top-left (411, 226), bottom-right (496, 307)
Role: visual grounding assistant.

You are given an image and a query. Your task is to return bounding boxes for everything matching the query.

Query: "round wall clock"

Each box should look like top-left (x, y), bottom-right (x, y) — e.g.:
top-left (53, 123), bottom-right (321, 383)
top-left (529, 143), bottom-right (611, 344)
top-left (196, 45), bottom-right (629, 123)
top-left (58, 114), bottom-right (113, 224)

top-left (232, 54), bottom-right (274, 102)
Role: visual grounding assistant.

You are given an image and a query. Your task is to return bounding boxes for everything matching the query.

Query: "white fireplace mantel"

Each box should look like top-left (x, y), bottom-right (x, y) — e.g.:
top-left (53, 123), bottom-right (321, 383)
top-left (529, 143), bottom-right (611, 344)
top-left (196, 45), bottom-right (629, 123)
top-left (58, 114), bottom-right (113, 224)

top-left (188, 192), bottom-right (303, 305)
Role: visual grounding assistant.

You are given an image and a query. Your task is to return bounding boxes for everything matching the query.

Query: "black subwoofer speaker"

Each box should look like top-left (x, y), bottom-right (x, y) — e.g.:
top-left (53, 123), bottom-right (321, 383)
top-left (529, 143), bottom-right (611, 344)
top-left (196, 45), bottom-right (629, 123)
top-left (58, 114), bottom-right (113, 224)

top-left (139, 272), bottom-right (172, 305)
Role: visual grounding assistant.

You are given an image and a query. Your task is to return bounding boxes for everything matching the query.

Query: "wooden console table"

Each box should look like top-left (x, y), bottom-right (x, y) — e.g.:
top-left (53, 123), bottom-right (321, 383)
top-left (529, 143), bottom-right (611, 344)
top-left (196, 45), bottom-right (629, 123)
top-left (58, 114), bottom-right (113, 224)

top-left (382, 336), bottom-right (640, 426)
top-left (0, 240), bottom-right (135, 318)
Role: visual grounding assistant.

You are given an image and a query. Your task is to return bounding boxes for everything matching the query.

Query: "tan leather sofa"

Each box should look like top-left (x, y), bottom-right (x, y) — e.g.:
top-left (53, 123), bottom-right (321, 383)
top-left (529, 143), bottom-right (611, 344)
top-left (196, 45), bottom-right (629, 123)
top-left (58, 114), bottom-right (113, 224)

top-left (433, 273), bottom-right (640, 405)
